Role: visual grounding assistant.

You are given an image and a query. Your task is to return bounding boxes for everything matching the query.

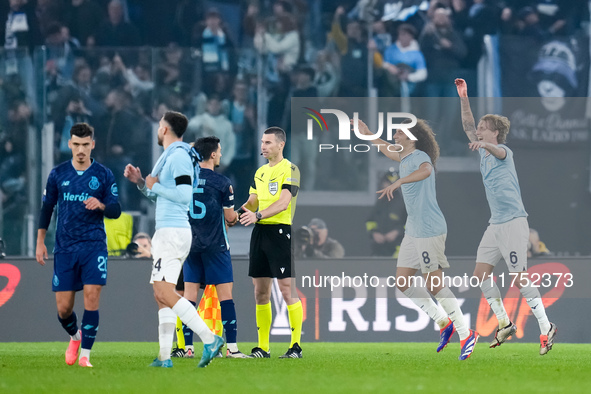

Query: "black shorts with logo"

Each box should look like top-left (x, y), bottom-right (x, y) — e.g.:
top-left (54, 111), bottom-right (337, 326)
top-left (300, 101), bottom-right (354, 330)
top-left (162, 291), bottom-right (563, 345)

top-left (249, 223), bottom-right (293, 279)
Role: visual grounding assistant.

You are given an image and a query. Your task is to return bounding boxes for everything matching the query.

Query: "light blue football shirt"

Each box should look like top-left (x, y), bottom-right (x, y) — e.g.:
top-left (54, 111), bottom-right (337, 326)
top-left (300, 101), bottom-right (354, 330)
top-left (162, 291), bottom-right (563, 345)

top-left (479, 145), bottom-right (528, 224)
top-left (142, 146), bottom-right (193, 229)
top-left (398, 150), bottom-right (447, 238)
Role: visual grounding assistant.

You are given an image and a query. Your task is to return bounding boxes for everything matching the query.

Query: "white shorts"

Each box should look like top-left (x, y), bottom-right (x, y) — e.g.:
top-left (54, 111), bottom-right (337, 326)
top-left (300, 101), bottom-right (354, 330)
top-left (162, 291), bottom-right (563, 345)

top-left (397, 234), bottom-right (450, 274)
top-left (150, 227), bottom-right (192, 284)
top-left (476, 217), bottom-right (529, 272)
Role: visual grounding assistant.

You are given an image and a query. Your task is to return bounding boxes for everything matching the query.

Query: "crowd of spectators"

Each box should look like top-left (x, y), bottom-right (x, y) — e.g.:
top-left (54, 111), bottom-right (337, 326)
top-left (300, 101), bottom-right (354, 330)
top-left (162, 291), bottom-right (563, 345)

top-left (0, 0), bottom-right (587, 254)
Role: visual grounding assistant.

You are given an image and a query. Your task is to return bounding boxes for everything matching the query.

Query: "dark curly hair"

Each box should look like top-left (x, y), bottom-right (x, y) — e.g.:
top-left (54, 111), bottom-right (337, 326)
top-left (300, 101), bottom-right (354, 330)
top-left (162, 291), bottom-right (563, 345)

top-left (410, 119), bottom-right (440, 166)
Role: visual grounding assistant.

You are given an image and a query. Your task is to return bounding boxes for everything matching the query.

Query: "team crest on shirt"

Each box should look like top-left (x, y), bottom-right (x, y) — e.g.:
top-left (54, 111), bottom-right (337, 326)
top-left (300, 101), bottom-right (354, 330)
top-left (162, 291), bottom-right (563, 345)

top-left (89, 176), bottom-right (100, 190)
top-left (111, 184), bottom-right (118, 196)
top-left (269, 182), bottom-right (278, 195)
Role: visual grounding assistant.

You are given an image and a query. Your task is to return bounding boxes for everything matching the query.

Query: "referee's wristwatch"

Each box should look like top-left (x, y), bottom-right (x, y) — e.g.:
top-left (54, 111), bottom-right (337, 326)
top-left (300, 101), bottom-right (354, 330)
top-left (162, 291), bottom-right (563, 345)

top-left (256, 212), bottom-right (263, 221)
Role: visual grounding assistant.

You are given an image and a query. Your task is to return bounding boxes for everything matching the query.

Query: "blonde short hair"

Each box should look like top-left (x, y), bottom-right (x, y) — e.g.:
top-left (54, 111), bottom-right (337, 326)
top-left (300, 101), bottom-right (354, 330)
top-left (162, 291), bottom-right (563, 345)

top-left (480, 114), bottom-right (510, 144)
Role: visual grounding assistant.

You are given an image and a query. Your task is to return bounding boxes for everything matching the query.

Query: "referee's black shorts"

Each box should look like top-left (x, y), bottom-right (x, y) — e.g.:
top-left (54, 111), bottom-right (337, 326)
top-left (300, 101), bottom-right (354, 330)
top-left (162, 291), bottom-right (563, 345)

top-left (249, 223), bottom-right (293, 279)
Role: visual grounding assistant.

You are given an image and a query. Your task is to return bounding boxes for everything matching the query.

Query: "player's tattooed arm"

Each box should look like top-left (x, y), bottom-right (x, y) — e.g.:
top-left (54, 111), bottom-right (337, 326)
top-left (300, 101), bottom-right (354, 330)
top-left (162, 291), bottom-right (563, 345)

top-left (455, 79), bottom-right (478, 142)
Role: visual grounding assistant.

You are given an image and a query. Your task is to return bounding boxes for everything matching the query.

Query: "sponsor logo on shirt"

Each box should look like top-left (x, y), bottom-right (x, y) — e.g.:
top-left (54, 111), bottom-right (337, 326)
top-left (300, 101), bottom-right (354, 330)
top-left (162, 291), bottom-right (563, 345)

top-left (63, 192), bottom-right (89, 201)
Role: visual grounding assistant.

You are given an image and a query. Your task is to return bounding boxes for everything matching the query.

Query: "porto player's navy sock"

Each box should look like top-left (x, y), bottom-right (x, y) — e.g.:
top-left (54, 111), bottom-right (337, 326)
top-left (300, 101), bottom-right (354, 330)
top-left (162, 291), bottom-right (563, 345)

top-left (81, 310), bottom-right (99, 351)
top-left (58, 311), bottom-right (79, 337)
top-left (221, 299), bottom-right (238, 351)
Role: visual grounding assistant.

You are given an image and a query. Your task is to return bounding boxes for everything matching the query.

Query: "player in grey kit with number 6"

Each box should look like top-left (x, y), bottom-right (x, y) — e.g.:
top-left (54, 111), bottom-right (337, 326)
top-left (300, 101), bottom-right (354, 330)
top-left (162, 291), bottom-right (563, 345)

top-left (456, 78), bottom-right (557, 355)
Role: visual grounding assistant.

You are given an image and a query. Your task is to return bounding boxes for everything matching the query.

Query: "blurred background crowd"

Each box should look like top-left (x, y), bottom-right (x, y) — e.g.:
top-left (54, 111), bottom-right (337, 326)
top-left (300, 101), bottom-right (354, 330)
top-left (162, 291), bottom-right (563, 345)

top-left (0, 0), bottom-right (589, 257)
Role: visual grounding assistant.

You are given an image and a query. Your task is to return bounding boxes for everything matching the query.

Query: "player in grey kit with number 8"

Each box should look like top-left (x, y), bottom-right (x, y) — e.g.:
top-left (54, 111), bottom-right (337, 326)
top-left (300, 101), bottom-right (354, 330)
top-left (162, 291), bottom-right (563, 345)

top-left (353, 117), bottom-right (478, 361)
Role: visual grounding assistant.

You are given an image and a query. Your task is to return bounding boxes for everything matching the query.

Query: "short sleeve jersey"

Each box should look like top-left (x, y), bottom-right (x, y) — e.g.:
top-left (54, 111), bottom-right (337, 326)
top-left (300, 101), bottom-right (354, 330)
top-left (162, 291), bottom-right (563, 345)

top-left (42, 160), bottom-right (119, 253)
top-left (479, 144), bottom-right (528, 224)
top-left (189, 168), bottom-right (234, 253)
top-left (398, 150), bottom-right (447, 238)
top-left (248, 159), bottom-right (299, 225)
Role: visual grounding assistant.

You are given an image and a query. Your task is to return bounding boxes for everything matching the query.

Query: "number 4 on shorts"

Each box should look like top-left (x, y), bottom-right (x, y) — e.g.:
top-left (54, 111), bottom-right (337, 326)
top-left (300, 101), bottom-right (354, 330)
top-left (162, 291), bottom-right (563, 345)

top-left (154, 258), bottom-right (162, 271)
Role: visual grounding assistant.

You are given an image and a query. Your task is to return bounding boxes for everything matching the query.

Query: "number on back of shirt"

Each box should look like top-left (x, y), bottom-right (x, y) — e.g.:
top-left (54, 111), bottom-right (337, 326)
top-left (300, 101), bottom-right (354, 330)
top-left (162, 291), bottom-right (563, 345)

top-left (190, 188), bottom-right (206, 220)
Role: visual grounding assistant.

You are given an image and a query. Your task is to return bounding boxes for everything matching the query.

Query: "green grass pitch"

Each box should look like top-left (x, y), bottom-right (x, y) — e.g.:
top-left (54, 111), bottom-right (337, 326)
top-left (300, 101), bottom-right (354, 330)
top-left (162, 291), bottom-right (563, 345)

top-left (1, 342), bottom-right (590, 393)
